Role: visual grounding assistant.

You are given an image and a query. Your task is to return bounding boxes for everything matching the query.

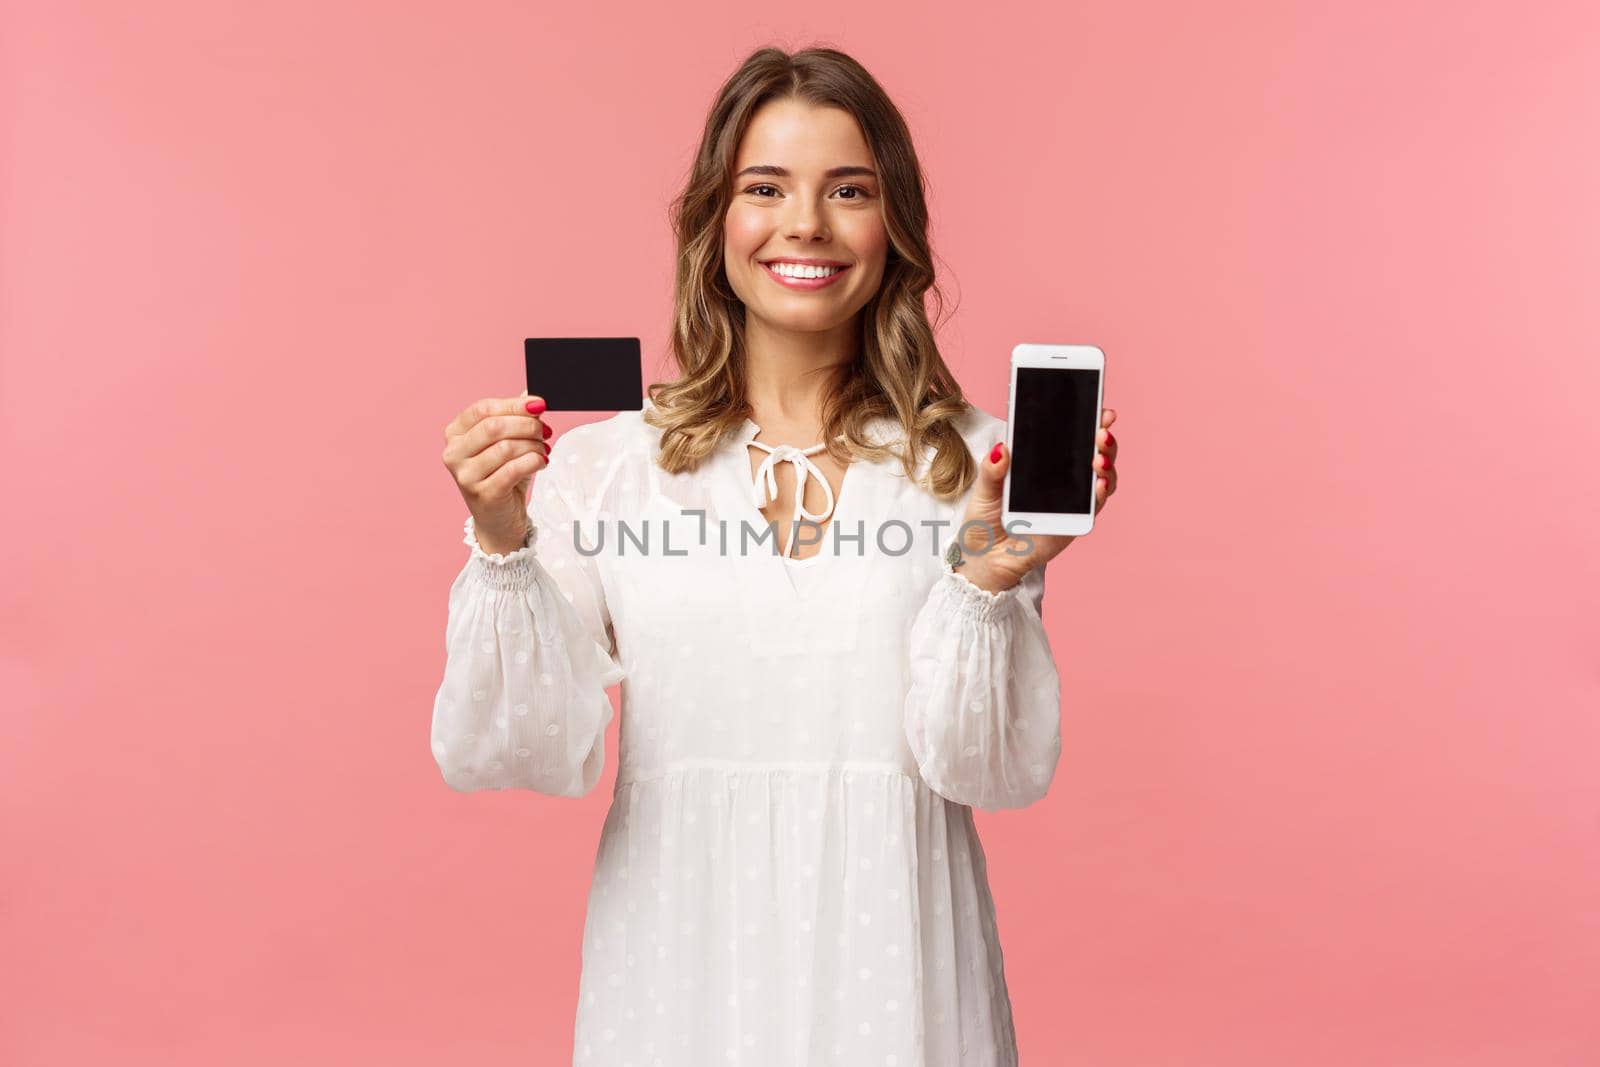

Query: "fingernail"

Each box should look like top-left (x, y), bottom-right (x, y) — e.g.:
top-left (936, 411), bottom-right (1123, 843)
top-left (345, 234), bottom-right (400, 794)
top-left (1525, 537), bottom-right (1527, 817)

top-left (526, 398), bottom-right (546, 414)
top-left (542, 423), bottom-right (552, 438)
top-left (989, 443), bottom-right (1003, 463)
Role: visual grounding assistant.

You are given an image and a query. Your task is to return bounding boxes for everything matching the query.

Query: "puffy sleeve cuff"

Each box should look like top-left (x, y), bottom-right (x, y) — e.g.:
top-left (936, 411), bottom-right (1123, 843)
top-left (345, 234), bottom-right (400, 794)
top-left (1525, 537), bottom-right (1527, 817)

top-left (902, 545), bottom-right (1063, 811)
top-left (431, 449), bottom-right (626, 796)
top-left (461, 513), bottom-right (540, 589)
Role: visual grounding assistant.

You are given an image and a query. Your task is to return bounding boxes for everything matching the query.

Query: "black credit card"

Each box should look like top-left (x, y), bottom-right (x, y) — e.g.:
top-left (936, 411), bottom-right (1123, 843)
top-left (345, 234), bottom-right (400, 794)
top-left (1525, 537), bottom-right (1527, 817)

top-left (524, 337), bottom-right (644, 411)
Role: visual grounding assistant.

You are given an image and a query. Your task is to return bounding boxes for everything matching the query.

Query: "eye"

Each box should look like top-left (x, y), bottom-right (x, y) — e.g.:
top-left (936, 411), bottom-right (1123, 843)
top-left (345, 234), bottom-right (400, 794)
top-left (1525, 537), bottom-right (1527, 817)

top-left (743, 184), bottom-right (873, 200)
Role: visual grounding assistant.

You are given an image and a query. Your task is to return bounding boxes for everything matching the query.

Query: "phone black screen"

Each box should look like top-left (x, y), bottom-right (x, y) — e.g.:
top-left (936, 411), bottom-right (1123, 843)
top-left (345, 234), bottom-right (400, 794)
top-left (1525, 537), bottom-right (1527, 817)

top-left (1009, 366), bottom-right (1100, 515)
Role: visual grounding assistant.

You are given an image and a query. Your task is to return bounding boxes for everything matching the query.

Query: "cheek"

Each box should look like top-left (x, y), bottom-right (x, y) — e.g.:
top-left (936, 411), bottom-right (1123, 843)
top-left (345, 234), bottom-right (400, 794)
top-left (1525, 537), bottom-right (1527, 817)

top-left (722, 208), bottom-right (765, 257)
top-left (847, 216), bottom-right (889, 265)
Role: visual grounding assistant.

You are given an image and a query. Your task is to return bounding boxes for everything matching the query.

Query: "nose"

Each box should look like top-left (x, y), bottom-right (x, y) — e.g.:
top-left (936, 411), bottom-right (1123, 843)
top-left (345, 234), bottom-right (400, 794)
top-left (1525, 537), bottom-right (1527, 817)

top-left (783, 197), bottom-right (829, 241)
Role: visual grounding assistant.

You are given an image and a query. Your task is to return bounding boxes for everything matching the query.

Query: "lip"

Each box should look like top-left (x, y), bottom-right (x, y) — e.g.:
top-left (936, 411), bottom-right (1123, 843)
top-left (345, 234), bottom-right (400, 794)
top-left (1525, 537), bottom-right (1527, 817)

top-left (761, 257), bottom-right (851, 267)
top-left (761, 261), bottom-right (851, 291)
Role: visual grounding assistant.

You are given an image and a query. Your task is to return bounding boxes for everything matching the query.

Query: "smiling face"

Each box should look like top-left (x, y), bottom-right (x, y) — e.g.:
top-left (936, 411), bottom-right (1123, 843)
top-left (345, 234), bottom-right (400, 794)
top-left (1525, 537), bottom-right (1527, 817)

top-left (722, 98), bottom-right (889, 338)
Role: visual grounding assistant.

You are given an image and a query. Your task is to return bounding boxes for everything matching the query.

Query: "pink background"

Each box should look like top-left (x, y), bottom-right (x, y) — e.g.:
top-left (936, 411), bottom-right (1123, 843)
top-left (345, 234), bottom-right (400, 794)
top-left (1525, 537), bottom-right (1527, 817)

top-left (3, 2), bottom-right (1597, 1064)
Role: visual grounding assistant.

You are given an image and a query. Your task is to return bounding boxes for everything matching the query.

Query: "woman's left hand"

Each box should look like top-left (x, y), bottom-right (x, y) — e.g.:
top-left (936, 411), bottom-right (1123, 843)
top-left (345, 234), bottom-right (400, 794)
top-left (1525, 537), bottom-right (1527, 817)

top-left (953, 408), bottom-right (1119, 594)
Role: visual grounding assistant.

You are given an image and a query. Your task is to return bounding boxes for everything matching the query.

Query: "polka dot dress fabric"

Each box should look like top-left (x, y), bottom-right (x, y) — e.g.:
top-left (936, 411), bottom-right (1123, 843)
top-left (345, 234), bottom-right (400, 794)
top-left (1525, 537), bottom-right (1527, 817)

top-left (431, 400), bottom-right (1063, 1066)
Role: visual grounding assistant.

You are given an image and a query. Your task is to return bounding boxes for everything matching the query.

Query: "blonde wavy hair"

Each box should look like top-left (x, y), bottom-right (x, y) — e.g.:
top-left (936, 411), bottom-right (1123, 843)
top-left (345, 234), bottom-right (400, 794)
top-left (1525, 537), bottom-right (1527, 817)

top-left (642, 45), bottom-right (978, 501)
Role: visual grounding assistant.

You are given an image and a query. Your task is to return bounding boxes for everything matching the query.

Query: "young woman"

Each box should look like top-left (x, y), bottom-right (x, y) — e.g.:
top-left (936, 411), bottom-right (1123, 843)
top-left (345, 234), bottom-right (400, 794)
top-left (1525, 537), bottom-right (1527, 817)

top-left (435, 46), bottom-right (1119, 1067)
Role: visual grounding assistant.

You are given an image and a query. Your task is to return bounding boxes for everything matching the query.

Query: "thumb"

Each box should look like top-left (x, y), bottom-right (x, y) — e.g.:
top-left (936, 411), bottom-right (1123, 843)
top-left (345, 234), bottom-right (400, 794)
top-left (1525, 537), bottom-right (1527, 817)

top-left (971, 440), bottom-right (1008, 510)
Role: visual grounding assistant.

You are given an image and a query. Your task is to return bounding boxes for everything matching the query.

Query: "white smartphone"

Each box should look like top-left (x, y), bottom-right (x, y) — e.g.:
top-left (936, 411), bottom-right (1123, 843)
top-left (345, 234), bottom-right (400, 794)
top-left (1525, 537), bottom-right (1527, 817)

top-left (1002, 343), bottom-right (1106, 538)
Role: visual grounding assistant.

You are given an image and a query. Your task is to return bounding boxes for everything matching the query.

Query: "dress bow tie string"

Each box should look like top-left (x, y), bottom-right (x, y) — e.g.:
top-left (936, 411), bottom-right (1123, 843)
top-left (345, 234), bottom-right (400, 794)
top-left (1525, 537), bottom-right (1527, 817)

top-left (747, 441), bottom-right (836, 558)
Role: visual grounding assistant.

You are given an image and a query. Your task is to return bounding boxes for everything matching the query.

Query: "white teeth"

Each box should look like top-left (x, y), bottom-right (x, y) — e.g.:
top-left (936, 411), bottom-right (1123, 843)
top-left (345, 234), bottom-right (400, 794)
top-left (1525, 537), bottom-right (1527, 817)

top-left (768, 262), bottom-right (843, 279)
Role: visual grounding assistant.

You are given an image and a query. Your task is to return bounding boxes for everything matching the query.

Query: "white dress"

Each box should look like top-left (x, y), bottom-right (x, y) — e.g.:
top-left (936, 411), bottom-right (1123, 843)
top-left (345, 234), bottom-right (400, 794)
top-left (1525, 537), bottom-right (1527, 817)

top-left (432, 399), bottom-right (1063, 1066)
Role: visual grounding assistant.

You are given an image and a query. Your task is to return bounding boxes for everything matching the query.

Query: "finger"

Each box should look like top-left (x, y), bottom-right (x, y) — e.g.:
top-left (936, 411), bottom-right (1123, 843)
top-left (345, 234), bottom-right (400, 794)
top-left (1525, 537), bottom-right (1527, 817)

top-left (1098, 469), bottom-right (1117, 503)
top-left (467, 438), bottom-right (551, 493)
top-left (1101, 408), bottom-right (1116, 427)
top-left (459, 400), bottom-right (548, 461)
top-left (481, 442), bottom-right (551, 499)
top-left (1098, 427), bottom-right (1117, 456)
top-left (444, 393), bottom-right (547, 442)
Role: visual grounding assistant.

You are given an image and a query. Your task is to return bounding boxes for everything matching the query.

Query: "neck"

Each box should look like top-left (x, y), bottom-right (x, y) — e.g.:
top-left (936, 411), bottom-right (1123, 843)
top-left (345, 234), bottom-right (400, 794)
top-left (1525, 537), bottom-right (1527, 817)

top-left (742, 315), bottom-right (857, 432)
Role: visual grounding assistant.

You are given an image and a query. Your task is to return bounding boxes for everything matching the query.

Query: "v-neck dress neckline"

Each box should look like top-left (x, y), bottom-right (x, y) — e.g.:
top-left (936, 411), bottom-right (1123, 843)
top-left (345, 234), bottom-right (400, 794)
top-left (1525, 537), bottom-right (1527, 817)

top-left (736, 417), bottom-right (855, 564)
top-left (708, 417), bottom-right (863, 607)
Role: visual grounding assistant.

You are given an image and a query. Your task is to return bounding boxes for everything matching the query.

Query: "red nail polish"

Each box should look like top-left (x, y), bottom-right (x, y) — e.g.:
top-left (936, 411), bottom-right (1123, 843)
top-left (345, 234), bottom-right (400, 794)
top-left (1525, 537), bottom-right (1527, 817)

top-left (526, 399), bottom-right (546, 414)
top-left (989, 444), bottom-right (1003, 463)
top-left (542, 423), bottom-right (552, 438)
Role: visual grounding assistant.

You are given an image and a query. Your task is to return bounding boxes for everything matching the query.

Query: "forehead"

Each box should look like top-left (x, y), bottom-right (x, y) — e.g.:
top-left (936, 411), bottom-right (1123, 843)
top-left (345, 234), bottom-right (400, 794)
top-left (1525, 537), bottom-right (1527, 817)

top-left (734, 99), bottom-right (873, 169)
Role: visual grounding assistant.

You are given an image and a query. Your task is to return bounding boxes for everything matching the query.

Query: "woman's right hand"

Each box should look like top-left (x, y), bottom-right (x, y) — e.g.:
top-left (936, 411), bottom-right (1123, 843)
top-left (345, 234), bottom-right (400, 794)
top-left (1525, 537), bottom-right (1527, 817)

top-left (441, 392), bottom-right (554, 554)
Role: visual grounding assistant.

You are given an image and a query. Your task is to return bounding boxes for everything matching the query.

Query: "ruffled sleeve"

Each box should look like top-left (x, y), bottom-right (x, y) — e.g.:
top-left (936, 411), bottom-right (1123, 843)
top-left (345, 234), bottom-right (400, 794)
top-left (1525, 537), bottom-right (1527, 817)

top-left (903, 540), bottom-right (1063, 811)
top-left (430, 440), bottom-right (625, 796)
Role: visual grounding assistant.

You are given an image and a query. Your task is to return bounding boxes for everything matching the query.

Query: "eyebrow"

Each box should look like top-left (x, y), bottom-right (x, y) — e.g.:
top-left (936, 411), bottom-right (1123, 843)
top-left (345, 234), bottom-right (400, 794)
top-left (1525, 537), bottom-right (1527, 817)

top-left (734, 165), bottom-right (878, 180)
